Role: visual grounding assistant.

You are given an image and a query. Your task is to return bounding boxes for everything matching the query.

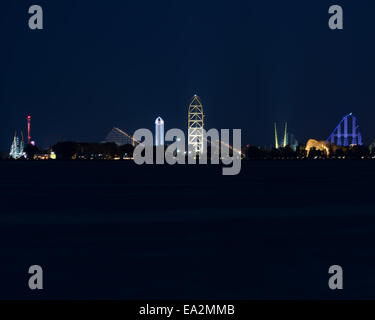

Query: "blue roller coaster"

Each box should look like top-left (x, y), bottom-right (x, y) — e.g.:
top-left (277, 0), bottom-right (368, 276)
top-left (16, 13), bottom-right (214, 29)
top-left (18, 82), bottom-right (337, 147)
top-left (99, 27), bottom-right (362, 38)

top-left (327, 113), bottom-right (363, 146)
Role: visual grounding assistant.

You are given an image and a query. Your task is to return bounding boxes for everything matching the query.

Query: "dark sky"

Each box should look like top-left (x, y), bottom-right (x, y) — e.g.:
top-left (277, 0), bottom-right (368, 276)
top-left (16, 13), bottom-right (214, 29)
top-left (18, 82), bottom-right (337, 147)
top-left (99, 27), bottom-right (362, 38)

top-left (0, 0), bottom-right (374, 150)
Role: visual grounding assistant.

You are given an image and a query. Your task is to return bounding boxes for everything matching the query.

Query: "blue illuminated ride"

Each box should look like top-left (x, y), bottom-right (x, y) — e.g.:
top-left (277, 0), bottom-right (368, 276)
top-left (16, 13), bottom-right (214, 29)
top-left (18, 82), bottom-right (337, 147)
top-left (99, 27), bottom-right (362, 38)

top-left (327, 113), bottom-right (363, 146)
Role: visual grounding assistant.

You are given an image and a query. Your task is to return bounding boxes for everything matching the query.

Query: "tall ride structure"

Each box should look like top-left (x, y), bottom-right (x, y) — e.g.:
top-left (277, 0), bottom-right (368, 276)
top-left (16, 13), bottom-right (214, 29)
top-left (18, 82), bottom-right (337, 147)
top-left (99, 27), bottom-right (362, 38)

top-left (155, 116), bottom-right (165, 146)
top-left (283, 122), bottom-right (288, 148)
top-left (27, 115), bottom-right (31, 144)
top-left (274, 122), bottom-right (288, 149)
top-left (274, 123), bottom-right (279, 149)
top-left (188, 95), bottom-right (204, 154)
top-left (327, 113), bottom-right (363, 146)
top-left (9, 132), bottom-right (26, 159)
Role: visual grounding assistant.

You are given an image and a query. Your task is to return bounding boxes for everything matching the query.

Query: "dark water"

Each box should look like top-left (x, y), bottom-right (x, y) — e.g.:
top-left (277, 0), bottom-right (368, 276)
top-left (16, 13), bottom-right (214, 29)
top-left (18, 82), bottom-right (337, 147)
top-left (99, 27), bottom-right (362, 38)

top-left (0, 160), bottom-right (374, 299)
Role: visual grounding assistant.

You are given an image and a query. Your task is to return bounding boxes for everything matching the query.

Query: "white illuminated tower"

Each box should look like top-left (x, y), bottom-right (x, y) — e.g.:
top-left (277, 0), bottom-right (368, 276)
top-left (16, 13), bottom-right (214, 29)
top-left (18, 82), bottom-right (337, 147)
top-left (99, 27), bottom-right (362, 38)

top-left (155, 117), bottom-right (165, 146)
top-left (188, 95), bottom-right (204, 154)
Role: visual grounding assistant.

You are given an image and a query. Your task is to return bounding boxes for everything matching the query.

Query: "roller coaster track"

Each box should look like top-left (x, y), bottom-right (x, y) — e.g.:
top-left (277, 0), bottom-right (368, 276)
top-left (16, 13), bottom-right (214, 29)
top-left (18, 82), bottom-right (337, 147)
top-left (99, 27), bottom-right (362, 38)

top-left (326, 113), bottom-right (363, 146)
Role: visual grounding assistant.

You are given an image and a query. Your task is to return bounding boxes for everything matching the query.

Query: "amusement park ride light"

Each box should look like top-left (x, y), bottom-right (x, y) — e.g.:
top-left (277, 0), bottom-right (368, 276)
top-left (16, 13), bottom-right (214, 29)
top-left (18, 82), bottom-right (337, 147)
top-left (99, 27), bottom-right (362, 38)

top-left (305, 139), bottom-right (330, 156)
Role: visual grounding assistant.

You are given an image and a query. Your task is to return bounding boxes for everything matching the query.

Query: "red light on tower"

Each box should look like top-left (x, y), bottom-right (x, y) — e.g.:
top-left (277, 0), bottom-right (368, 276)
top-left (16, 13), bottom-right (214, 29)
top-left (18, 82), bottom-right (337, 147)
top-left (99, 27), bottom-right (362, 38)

top-left (27, 115), bottom-right (31, 144)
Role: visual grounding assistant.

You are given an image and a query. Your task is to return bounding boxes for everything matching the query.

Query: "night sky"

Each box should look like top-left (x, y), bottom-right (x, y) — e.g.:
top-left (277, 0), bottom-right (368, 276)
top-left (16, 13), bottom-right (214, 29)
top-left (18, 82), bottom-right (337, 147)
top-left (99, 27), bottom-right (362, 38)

top-left (0, 0), bottom-right (374, 150)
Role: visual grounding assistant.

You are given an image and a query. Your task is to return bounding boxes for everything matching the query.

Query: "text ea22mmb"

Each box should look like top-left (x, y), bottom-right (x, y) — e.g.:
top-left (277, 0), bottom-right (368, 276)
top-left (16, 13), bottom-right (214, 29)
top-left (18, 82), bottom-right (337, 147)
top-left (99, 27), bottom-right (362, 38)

top-left (27, 5), bottom-right (345, 31)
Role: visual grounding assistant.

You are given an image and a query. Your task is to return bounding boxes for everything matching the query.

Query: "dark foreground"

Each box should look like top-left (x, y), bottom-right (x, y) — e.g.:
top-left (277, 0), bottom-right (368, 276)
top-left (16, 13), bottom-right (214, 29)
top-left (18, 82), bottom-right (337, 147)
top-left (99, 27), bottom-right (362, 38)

top-left (0, 160), bottom-right (374, 299)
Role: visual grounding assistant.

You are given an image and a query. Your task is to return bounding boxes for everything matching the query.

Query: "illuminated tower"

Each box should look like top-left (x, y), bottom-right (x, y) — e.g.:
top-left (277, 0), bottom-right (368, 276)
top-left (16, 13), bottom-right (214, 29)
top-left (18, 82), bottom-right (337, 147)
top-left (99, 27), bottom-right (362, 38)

top-left (188, 95), bottom-right (204, 154)
top-left (274, 123), bottom-right (279, 149)
top-left (27, 115), bottom-right (31, 144)
top-left (283, 122), bottom-right (288, 147)
top-left (155, 117), bottom-right (164, 146)
top-left (274, 122), bottom-right (288, 149)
